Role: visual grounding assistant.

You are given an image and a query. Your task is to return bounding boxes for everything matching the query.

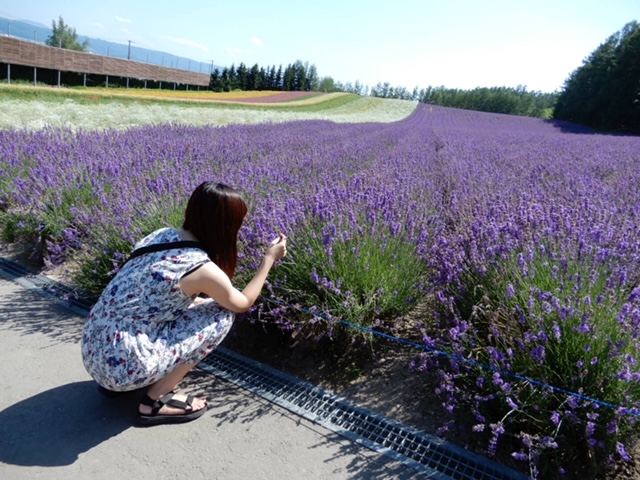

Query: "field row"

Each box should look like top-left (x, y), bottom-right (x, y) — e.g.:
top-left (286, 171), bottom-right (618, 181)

top-left (0, 86), bottom-right (418, 130)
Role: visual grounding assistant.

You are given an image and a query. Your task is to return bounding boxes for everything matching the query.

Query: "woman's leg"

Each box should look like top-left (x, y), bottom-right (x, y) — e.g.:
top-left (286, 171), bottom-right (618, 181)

top-left (137, 305), bottom-right (233, 417)
top-left (139, 361), bottom-right (207, 416)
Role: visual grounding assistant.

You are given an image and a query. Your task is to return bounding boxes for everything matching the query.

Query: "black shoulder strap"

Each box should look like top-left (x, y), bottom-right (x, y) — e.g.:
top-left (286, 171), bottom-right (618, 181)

top-left (124, 241), bottom-right (204, 265)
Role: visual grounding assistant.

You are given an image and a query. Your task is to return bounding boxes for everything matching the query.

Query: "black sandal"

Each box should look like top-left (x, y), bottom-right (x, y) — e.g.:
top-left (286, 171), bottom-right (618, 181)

top-left (138, 392), bottom-right (207, 426)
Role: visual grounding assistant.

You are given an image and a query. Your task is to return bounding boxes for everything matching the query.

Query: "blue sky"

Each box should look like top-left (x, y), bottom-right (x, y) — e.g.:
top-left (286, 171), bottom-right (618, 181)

top-left (1, 0), bottom-right (638, 92)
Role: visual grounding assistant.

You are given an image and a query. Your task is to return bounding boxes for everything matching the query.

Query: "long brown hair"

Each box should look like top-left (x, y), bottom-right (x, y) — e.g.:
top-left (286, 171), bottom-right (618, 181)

top-left (182, 182), bottom-right (247, 279)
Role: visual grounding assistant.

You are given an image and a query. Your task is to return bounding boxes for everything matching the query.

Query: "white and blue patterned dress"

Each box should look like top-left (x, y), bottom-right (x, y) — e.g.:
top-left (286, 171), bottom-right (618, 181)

top-left (81, 227), bottom-right (234, 391)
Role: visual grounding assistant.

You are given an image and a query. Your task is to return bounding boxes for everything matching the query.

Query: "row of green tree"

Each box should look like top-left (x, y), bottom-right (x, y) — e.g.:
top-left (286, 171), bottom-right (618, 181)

top-left (209, 62), bottom-right (557, 118)
top-left (210, 61), bottom-right (321, 92)
top-left (418, 85), bottom-right (557, 118)
top-left (553, 21), bottom-right (640, 133)
top-left (208, 61), bottom-right (374, 94)
top-left (366, 83), bottom-right (557, 118)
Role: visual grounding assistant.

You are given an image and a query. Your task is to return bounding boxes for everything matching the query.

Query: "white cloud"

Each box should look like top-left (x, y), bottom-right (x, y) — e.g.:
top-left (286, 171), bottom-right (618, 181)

top-left (115, 16), bottom-right (132, 24)
top-left (167, 36), bottom-right (209, 53)
top-left (250, 36), bottom-right (265, 48)
top-left (91, 22), bottom-right (105, 30)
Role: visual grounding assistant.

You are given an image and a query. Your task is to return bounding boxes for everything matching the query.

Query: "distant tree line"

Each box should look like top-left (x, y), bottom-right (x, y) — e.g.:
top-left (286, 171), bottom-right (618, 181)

top-left (210, 60), bottom-right (321, 92)
top-left (366, 82), bottom-right (557, 118)
top-left (208, 60), bottom-right (372, 94)
top-left (553, 21), bottom-right (640, 133)
top-left (417, 85), bottom-right (557, 118)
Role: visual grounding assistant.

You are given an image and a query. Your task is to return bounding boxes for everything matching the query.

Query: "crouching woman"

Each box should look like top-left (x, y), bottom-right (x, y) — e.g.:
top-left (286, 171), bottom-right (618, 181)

top-left (81, 181), bottom-right (287, 426)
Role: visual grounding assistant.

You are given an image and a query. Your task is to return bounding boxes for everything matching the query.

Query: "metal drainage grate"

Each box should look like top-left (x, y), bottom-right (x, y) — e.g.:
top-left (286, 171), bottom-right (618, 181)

top-left (0, 256), bottom-right (96, 314)
top-left (0, 255), bottom-right (526, 480)
top-left (201, 347), bottom-right (527, 480)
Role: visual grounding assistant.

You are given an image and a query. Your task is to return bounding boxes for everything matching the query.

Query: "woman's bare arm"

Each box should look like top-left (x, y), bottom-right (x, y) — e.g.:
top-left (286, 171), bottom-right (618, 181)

top-left (179, 234), bottom-right (287, 313)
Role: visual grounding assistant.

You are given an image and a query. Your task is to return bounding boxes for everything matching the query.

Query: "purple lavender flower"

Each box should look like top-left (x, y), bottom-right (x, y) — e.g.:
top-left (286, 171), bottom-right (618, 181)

top-left (552, 323), bottom-right (562, 341)
top-left (628, 287), bottom-right (640, 303)
top-left (616, 442), bottom-right (631, 462)
top-left (511, 452), bottom-right (528, 462)
top-left (531, 345), bottom-right (546, 364)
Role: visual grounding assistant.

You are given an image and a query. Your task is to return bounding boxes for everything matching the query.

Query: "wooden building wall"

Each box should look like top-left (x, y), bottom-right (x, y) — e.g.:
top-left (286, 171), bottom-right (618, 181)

top-left (0, 36), bottom-right (210, 87)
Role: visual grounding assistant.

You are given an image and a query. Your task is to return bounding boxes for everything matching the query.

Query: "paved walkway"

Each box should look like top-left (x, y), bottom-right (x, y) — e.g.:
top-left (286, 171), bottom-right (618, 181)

top-left (0, 276), bottom-right (428, 480)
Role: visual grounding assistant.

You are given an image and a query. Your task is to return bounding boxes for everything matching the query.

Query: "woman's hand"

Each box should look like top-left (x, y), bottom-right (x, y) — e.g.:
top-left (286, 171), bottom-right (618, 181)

top-left (266, 233), bottom-right (287, 261)
top-left (179, 233), bottom-right (288, 314)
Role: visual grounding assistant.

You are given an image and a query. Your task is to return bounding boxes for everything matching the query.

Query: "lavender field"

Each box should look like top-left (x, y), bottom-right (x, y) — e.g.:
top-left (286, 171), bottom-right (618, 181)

top-left (2, 102), bottom-right (640, 478)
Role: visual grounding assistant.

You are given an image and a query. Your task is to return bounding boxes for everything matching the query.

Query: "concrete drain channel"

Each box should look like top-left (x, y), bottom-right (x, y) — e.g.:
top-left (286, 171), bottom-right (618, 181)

top-left (199, 348), bottom-right (526, 480)
top-left (1, 256), bottom-right (526, 480)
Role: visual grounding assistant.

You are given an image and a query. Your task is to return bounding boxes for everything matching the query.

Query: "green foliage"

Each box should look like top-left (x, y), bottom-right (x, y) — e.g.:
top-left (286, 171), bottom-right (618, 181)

top-left (370, 81), bottom-right (414, 100)
top-left (0, 182), bottom-right (104, 264)
top-left (0, 211), bottom-right (40, 244)
top-left (269, 220), bottom-right (427, 336)
top-left (418, 85), bottom-right (558, 118)
top-left (451, 244), bottom-right (640, 475)
top-left (71, 233), bottom-right (132, 298)
top-left (72, 200), bottom-right (186, 297)
top-left (317, 76), bottom-right (339, 93)
top-left (362, 83), bottom-right (557, 117)
top-left (210, 60), bottom-right (319, 92)
top-left (554, 21), bottom-right (640, 132)
top-left (46, 16), bottom-right (89, 52)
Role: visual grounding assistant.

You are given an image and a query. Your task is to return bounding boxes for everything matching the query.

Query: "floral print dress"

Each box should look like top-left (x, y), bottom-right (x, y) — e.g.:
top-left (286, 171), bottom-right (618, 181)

top-left (81, 227), bottom-right (235, 391)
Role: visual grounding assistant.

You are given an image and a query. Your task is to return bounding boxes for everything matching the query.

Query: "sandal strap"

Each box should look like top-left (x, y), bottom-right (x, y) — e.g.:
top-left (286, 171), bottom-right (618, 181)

top-left (140, 394), bottom-right (163, 416)
top-left (162, 394), bottom-right (194, 411)
top-left (140, 393), bottom-right (157, 407)
top-left (140, 392), bottom-right (175, 416)
top-left (140, 392), bottom-right (195, 416)
top-left (159, 392), bottom-right (176, 405)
